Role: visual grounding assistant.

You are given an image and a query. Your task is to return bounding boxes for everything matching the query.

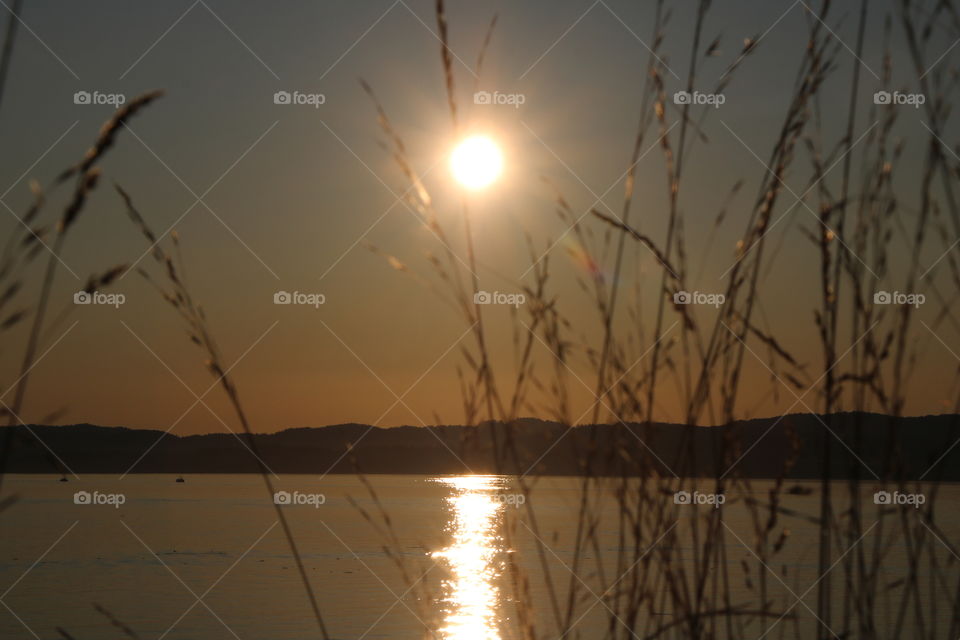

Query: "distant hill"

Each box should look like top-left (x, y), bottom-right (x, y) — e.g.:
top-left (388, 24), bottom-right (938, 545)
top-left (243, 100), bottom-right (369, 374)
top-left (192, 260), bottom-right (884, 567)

top-left (2, 412), bottom-right (959, 479)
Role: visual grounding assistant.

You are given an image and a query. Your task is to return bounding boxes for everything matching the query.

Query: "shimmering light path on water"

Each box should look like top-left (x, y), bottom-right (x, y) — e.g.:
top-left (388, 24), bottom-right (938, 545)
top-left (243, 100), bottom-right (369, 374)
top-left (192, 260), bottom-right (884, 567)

top-left (431, 476), bottom-right (507, 640)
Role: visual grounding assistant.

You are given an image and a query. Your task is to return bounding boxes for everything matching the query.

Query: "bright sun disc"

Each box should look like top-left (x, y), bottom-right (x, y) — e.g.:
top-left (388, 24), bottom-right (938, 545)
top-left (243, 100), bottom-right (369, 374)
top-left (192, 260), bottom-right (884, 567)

top-left (451, 136), bottom-right (503, 190)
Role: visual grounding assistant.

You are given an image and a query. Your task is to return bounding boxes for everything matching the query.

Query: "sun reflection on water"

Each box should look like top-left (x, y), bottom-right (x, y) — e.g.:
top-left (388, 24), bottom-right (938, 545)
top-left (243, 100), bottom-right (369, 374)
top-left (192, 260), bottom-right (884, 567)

top-left (431, 475), bottom-right (506, 640)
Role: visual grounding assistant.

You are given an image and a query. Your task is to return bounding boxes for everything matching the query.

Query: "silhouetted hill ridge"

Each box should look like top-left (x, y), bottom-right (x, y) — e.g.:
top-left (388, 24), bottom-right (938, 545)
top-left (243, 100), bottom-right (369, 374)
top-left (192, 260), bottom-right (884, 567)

top-left (4, 412), bottom-right (958, 479)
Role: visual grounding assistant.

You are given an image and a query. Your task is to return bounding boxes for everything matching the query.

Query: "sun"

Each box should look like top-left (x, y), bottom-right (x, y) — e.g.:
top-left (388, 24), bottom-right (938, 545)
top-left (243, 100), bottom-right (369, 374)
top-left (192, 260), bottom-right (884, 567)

top-left (450, 135), bottom-right (503, 190)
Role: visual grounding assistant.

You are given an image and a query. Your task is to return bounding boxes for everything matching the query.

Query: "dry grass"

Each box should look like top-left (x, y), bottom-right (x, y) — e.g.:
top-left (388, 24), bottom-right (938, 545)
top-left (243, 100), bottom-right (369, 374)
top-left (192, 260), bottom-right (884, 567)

top-left (355, 1), bottom-right (960, 638)
top-left (1, 0), bottom-right (958, 638)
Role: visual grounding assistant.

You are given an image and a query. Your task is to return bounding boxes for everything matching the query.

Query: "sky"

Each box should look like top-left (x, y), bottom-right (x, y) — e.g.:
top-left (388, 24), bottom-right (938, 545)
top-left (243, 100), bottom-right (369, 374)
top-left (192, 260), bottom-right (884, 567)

top-left (0, 0), bottom-right (957, 433)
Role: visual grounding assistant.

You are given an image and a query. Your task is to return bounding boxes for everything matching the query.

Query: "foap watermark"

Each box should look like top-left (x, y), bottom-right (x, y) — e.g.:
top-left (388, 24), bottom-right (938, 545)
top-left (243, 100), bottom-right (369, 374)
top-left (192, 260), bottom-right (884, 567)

top-left (493, 493), bottom-right (526, 508)
top-left (74, 90), bottom-right (126, 107)
top-left (74, 490), bottom-right (126, 509)
top-left (74, 290), bottom-right (125, 308)
top-left (674, 290), bottom-right (725, 308)
top-left (873, 91), bottom-right (925, 109)
top-left (873, 290), bottom-right (925, 309)
top-left (274, 291), bottom-right (325, 308)
top-left (474, 90), bottom-right (525, 108)
top-left (274, 490), bottom-right (326, 508)
top-left (673, 90), bottom-right (725, 108)
top-left (475, 290), bottom-right (525, 308)
top-left (273, 90), bottom-right (326, 108)
top-left (674, 490), bottom-right (725, 508)
top-left (874, 490), bottom-right (925, 509)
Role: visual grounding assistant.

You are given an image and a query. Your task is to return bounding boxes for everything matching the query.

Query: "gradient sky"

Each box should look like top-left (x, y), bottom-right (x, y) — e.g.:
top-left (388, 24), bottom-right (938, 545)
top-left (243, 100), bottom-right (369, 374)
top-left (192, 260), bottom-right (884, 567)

top-left (0, 0), bottom-right (957, 433)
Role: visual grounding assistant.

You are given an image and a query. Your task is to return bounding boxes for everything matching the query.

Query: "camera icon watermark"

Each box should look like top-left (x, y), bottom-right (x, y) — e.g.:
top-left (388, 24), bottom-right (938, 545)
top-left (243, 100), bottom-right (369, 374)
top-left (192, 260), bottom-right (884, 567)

top-left (873, 91), bottom-right (925, 109)
top-left (73, 90), bottom-right (126, 107)
top-left (873, 490), bottom-right (925, 508)
top-left (474, 90), bottom-right (526, 108)
top-left (873, 290), bottom-right (924, 309)
top-left (273, 290), bottom-right (325, 308)
top-left (673, 90), bottom-right (725, 108)
top-left (273, 490), bottom-right (326, 508)
top-left (74, 290), bottom-right (125, 308)
top-left (273, 90), bottom-right (326, 108)
top-left (474, 290), bottom-right (526, 308)
top-left (673, 290), bottom-right (725, 308)
top-left (73, 490), bottom-right (126, 509)
top-left (673, 490), bottom-right (725, 508)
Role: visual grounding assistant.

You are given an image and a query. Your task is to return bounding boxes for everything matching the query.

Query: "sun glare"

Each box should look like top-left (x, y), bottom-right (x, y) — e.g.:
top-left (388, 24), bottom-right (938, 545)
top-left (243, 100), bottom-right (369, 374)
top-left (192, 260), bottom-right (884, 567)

top-left (450, 136), bottom-right (503, 190)
top-left (432, 476), bottom-right (505, 640)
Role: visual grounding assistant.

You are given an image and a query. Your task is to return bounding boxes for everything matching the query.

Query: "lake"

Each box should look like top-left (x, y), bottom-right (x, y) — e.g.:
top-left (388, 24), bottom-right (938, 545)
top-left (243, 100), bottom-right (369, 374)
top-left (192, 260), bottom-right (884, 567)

top-left (0, 474), bottom-right (956, 639)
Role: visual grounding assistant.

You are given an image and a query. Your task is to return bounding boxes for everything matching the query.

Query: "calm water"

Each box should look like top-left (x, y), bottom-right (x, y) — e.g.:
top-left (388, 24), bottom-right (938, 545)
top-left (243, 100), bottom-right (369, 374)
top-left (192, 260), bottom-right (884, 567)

top-left (0, 474), bottom-right (956, 639)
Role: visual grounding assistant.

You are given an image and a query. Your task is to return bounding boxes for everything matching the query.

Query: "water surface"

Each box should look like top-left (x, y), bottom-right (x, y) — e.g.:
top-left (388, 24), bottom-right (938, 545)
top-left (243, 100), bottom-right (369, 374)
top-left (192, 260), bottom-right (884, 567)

top-left (0, 474), bottom-right (955, 639)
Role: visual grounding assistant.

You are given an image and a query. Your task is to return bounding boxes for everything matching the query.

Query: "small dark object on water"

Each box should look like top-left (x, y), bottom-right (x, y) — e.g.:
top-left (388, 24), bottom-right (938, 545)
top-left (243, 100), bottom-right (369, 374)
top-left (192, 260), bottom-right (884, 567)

top-left (175, 476), bottom-right (185, 483)
top-left (786, 484), bottom-right (813, 496)
top-left (59, 476), bottom-right (68, 482)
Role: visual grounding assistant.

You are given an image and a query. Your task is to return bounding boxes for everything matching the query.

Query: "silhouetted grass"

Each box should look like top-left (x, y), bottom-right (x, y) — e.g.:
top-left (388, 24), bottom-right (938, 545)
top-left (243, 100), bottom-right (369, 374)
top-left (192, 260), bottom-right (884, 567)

top-left (1, 1), bottom-right (958, 638)
top-left (357, 1), bottom-right (960, 638)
